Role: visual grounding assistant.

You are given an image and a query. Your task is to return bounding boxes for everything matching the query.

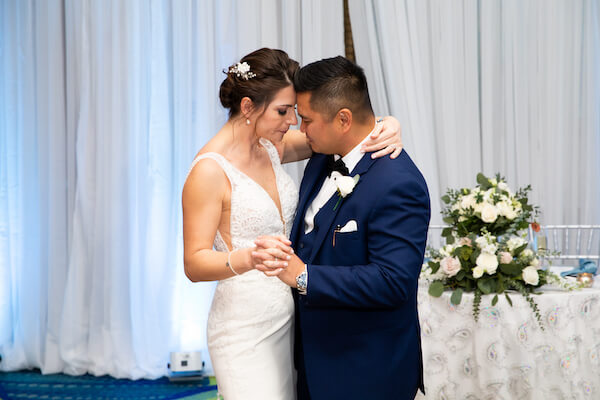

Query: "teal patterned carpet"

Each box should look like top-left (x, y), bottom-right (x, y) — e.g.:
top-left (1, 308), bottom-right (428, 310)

top-left (0, 370), bottom-right (219, 400)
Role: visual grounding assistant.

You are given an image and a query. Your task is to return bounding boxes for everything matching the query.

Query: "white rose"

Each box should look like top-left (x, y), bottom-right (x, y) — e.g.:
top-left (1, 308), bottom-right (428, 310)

top-left (497, 181), bottom-right (509, 191)
top-left (472, 266), bottom-right (484, 279)
top-left (441, 256), bottom-right (461, 278)
top-left (496, 201), bottom-right (513, 218)
top-left (480, 203), bottom-right (499, 223)
top-left (333, 175), bottom-right (358, 197)
top-left (504, 208), bottom-right (518, 220)
top-left (476, 252), bottom-right (499, 274)
top-left (522, 266), bottom-right (540, 286)
top-left (460, 194), bottom-right (476, 210)
top-left (520, 249), bottom-right (534, 259)
top-left (499, 251), bottom-right (513, 264)
top-left (474, 201), bottom-right (485, 214)
top-left (531, 258), bottom-right (540, 268)
top-left (484, 188), bottom-right (495, 201)
top-left (507, 237), bottom-right (527, 252)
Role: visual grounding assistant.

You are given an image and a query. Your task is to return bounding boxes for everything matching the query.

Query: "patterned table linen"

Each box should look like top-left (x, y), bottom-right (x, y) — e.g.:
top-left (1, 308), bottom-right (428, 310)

top-left (416, 280), bottom-right (600, 400)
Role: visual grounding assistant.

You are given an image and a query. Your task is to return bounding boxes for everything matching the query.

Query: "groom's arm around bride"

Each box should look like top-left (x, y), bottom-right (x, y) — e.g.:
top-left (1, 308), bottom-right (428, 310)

top-left (254, 56), bottom-right (430, 400)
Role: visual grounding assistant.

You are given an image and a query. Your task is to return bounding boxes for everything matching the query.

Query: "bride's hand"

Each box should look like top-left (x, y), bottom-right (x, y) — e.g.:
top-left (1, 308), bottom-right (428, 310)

top-left (252, 235), bottom-right (294, 276)
top-left (361, 116), bottom-right (403, 159)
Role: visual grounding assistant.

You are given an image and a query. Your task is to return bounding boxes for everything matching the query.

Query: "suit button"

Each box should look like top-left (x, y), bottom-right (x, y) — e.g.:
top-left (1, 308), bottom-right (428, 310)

top-left (299, 243), bottom-right (305, 249)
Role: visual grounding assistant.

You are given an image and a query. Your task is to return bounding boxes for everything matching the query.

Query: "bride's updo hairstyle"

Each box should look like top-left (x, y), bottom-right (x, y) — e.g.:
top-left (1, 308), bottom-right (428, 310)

top-left (219, 48), bottom-right (299, 118)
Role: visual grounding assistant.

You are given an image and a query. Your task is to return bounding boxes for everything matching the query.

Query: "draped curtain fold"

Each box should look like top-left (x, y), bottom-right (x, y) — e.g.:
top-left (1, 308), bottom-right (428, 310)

top-left (0, 0), bottom-right (343, 378)
top-left (349, 0), bottom-right (600, 225)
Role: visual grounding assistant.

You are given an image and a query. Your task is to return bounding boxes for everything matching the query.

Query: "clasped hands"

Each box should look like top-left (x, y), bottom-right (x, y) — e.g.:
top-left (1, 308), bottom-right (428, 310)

top-left (252, 235), bottom-right (305, 288)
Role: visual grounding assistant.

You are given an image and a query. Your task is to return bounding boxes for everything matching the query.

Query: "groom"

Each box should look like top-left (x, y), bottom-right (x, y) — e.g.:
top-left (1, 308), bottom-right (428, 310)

top-left (256, 56), bottom-right (430, 399)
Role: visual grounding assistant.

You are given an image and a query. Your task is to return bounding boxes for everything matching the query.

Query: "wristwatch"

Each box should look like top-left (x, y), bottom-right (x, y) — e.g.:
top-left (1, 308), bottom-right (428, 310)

top-left (296, 265), bottom-right (308, 295)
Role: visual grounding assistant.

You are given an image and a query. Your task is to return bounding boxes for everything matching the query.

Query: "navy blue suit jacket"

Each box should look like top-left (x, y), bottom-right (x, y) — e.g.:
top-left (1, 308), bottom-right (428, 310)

top-left (290, 150), bottom-right (430, 400)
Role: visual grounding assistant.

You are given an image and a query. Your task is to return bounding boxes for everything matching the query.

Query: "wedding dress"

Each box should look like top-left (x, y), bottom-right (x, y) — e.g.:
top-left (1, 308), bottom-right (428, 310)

top-left (188, 138), bottom-right (298, 399)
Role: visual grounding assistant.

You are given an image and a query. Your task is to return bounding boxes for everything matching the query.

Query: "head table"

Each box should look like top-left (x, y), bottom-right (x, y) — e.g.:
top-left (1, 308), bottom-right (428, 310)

top-left (416, 278), bottom-right (600, 399)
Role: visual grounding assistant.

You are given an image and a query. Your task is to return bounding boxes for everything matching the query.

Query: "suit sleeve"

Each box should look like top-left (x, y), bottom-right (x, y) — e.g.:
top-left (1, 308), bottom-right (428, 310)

top-left (302, 174), bottom-right (430, 309)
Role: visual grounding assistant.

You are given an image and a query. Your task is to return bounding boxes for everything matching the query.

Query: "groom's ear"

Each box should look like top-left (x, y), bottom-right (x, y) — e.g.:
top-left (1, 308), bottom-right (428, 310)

top-left (337, 108), bottom-right (353, 134)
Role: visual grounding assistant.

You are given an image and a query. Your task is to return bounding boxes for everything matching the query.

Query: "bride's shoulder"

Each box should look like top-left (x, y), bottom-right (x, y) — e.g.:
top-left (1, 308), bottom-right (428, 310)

top-left (184, 149), bottom-right (229, 192)
top-left (183, 158), bottom-right (228, 207)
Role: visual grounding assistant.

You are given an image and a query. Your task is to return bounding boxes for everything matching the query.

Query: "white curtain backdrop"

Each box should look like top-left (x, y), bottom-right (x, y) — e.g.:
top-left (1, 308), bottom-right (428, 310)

top-left (3, 0), bottom-right (599, 382)
top-left (349, 0), bottom-right (600, 225)
top-left (0, 0), bottom-right (343, 378)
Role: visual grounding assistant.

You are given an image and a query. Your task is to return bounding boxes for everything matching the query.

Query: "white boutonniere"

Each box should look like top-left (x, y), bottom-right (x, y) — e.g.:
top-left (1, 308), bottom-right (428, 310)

top-left (332, 174), bottom-right (360, 211)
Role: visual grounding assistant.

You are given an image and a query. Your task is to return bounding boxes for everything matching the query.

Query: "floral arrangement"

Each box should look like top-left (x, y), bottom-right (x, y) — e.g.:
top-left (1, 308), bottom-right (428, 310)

top-left (423, 173), bottom-right (554, 327)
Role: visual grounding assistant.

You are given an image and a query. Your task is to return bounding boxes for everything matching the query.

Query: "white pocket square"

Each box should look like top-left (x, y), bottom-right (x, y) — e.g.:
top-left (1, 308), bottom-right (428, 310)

top-left (339, 220), bottom-right (358, 233)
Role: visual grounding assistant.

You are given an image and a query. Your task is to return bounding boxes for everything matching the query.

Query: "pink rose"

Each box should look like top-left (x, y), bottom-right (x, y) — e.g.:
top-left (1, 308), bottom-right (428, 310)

top-left (441, 256), bottom-right (461, 278)
top-left (458, 237), bottom-right (472, 247)
top-left (499, 251), bottom-right (513, 264)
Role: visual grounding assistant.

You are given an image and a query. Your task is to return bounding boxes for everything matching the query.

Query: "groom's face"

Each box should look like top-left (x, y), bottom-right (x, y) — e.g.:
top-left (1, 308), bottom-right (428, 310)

top-left (296, 92), bottom-right (340, 155)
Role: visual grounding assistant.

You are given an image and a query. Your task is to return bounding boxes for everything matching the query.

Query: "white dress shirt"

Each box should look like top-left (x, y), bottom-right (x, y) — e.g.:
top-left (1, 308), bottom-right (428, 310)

top-left (304, 127), bottom-right (376, 234)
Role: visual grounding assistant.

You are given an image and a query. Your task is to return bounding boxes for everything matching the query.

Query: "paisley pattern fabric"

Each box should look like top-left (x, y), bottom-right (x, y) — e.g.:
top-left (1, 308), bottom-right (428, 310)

top-left (417, 280), bottom-right (600, 400)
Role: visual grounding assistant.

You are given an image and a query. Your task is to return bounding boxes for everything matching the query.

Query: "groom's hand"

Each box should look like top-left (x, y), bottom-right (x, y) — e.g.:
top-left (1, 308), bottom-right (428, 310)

top-left (273, 253), bottom-right (306, 288)
top-left (252, 235), bottom-right (294, 276)
top-left (253, 236), bottom-right (307, 288)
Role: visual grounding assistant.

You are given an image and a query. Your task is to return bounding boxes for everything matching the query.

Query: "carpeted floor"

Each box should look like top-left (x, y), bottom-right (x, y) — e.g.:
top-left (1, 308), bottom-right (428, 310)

top-left (0, 370), bottom-right (219, 400)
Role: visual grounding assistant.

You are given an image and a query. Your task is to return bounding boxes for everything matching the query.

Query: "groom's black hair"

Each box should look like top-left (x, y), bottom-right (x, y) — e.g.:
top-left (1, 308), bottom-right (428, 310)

top-left (293, 56), bottom-right (374, 123)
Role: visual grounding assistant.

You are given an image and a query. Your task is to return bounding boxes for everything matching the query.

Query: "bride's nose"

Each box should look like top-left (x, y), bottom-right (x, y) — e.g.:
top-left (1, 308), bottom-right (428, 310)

top-left (287, 110), bottom-right (298, 125)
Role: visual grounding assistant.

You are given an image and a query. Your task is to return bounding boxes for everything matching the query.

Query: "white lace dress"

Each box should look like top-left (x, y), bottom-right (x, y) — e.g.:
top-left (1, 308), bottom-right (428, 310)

top-left (188, 139), bottom-right (298, 400)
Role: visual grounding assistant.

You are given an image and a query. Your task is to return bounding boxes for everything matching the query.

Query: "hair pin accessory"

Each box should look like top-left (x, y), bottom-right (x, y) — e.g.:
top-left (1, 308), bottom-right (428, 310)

top-left (228, 62), bottom-right (256, 80)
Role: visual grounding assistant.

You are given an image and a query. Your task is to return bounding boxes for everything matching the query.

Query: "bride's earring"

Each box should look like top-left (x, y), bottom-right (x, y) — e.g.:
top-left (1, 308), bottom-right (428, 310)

top-left (246, 118), bottom-right (251, 125)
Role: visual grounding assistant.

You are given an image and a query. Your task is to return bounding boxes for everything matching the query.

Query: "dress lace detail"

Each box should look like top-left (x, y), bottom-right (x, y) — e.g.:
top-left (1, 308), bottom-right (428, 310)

top-left (188, 138), bottom-right (298, 399)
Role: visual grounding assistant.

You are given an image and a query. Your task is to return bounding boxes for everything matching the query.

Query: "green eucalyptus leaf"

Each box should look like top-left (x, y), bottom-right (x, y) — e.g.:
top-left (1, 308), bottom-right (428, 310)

top-left (477, 175), bottom-right (492, 190)
top-left (428, 281), bottom-right (445, 297)
top-left (492, 294), bottom-right (498, 306)
top-left (500, 263), bottom-right (522, 276)
top-left (463, 247), bottom-right (473, 261)
top-left (477, 278), bottom-right (493, 294)
top-left (476, 173), bottom-right (489, 186)
top-left (443, 217), bottom-right (454, 224)
top-left (451, 288), bottom-right (463, 305)
top-left (497, 277), bottom-right (505, 293)
top-left (505, 293), bottom-right (513, 307)
top-left (470, 249), bottom-right (481, 263)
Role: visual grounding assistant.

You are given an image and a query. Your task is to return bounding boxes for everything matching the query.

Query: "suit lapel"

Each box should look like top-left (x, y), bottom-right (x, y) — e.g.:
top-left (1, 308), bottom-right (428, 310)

top-left (351, 151), bottom-right (378, 177)
top-left (307, 154), bottom-right (379, 261)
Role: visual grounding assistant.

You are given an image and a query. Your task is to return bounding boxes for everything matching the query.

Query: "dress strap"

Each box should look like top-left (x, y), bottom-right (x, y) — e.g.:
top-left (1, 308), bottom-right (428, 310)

top-left (259, 138), bottom-right (283, 167)
top-left (186, 152), bottom-right (236, 184)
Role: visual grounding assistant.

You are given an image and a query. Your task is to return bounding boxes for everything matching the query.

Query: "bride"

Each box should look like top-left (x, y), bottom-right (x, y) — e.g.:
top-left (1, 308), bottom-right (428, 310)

top-left (182, 48), bottom-right (402, 399)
